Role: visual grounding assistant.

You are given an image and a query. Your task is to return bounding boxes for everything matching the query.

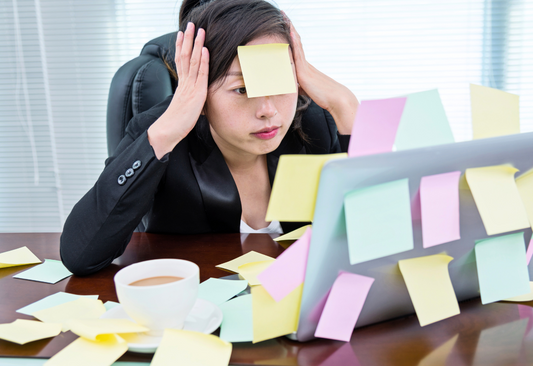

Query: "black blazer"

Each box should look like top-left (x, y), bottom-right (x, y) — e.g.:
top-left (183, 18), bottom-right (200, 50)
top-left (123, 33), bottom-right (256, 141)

top-left (60, 96), bottom-right (349, 275)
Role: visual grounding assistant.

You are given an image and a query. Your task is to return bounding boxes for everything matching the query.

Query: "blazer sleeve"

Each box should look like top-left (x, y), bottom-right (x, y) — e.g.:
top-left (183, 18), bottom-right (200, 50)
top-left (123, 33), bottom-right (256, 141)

top-left (303, 101), bottom-right (351, 154)
top-left (60, 110), bottom-right (169, 276)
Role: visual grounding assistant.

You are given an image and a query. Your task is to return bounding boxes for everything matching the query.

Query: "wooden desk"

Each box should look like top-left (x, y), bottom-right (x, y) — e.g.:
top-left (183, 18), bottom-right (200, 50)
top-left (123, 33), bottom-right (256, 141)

top-left (0, 233), bottom-right (532, 365)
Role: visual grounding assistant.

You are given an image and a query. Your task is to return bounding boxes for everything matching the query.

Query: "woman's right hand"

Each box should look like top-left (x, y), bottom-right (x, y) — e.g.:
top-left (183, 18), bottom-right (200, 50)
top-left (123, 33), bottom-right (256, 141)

top-left (148, 22), bottom-right (210, 159)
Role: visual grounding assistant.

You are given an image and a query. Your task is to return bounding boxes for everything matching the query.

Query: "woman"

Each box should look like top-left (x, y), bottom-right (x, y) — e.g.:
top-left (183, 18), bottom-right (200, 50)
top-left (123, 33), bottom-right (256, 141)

top-left (60, 0), bottom-right (358, 276)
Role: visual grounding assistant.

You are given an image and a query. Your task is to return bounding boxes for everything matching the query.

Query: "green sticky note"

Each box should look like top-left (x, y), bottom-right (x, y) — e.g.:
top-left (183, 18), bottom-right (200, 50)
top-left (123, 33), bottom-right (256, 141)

top-left (17, 292), bottom-right (98, 316)
top-left (13, 259), bottom-right (72, 284)
top-left (219, 294), bottom-right (253, 343)
top-left (394, 89), bottom-right (455, 150)
top-left (197, 278), bottom-right (248, 306)
top-left (237, 43), bottom-right (297, 98)
top-left (104, 301), bottom-right (120, 311)
top-left (474, 232), bottom-right (530, 304)
top-left (345, 178), bottom-right (414, 264)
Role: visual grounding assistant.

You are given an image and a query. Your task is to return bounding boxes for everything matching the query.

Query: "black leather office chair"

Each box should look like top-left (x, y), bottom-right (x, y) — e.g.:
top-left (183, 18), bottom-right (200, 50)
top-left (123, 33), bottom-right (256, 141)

top-left (106, 32), bottom-right (178, 157)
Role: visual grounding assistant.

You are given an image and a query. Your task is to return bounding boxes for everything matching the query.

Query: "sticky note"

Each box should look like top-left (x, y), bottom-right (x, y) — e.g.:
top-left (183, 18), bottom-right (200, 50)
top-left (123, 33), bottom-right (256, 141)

top-left (516, 169), bottom-right (533, 228)
top-left (394, 89), bottom-right (455, 150)
top-left (345, 179), bottom-right (414, 264)
top-left (151, 329), bottom-right (232, 366)
top-left (17, 292), bottom-right (99, 316)
top-left (33, 297), bottom-right (107, 332)
top-left (0, 319), bottom-right (61, 345)
top-left (503, 282), bottom-right (533, 302)
top-left (13, 259), bottom-right (72, 284)
top-left (237, 261), bottom-right (274, 286)
top-left (470, 84), bottom-right (520, 140)
top-left (197, 278), bottom-right (248, 306)
top-left (216, 251), bottom-right (275, 273)
top-left (466, 165), bottom-right (529, 235)
top-left (257, 227), bottom-right (311, 301)
top-left (418, 334), bottom-right (458, 366)
top-left (0, 247), bottom-right (41, 268)
top-left (237, 43), bottom-right (296, 98)
top-left (526, 236), bottom-right (533, 266)
top-left (103, 301), bottom-right (120, 311)
top-left (219, 294), bottom-right (253, 343)
top-left (44, 334), bottom-right (127, 366)
top-left (266, 153), bottom-right (348, 222)
top-left (420, 171), bottom-right (461, 247)
top-left (348, 97), bottom-right (406, 157)
top-left (314, 272), bottom-right (374, 342)
top-left (273, 224), bottom-right (312, 242)
top-left (68, 319), bottom-right (148, 341)
top-left (398, 254), bottom-right (460, 326)
top-left (474, 232), bottom-right (531, 304)
top-left (251, 284), bottom-right (303, 343)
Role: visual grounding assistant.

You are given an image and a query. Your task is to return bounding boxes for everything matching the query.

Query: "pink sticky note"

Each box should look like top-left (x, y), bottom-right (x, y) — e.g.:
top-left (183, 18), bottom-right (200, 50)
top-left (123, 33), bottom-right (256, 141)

top-left (257, 227), bottom-right (311, 302)
top-left (526, 237), bottom-right (533, 266)
top-left (348, 97), bottom-right (407, 157)
top-left (420, 171), bottom-right (461, 248)
top-left (314, 272), bottom-right (375, 342)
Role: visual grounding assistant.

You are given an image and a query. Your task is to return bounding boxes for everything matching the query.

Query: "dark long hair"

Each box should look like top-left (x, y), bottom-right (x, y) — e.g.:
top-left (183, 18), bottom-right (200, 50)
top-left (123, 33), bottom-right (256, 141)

top-left (175, 0), bottom-right (310, 142)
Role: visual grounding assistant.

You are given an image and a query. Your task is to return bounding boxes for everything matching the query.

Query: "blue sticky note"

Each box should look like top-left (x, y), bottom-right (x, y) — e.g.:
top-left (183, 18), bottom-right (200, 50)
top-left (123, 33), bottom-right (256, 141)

top-left (16, 292), bottom-right (98, 316)
top-left (197, 278), bottom-right (248, 306)
top-left (394, 89), bottom-right (455, 150)
top-left (219, 294), bottom-right (253, 343)
top-left (13, 259), bottom-right (72, 284)
top-left (475, 232), bottom-right (530, 304)
top-left (345, 178), bottom-right (414, 264)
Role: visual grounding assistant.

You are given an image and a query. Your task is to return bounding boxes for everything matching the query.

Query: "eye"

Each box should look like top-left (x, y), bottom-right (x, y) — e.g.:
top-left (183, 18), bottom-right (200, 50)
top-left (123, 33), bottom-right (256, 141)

top-left (234, 87), bottom-right (247, 95)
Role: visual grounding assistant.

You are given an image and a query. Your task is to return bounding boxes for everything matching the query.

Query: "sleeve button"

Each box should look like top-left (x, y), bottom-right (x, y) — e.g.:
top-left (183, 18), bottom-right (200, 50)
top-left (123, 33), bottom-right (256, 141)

top-left (125, 168), bottom-right (134, 178)
top-left (132, 160), bottom-right (142, 170)
top-left (118, 175), bottom-right (127, 185)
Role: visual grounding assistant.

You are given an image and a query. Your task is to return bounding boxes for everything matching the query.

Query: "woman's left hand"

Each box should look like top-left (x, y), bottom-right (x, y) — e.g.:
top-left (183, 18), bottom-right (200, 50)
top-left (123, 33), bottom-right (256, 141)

top-left (285, 13), bottom-right (359, 135)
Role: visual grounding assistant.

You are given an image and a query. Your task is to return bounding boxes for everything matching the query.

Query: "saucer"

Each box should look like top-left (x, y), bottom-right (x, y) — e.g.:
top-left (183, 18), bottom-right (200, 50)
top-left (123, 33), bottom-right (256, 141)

top-left (100, 298), bottom-right (223, 353)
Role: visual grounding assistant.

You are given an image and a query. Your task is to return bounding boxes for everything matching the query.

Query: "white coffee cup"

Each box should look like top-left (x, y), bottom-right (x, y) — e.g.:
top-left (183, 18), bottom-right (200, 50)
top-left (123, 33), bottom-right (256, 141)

top-left (114, 258), bottom-right (199, 336)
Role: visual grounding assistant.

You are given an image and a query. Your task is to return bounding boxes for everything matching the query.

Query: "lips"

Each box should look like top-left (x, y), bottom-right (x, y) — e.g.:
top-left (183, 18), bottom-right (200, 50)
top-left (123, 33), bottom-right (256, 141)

top-left (252, 126), bottom-right (280, 140)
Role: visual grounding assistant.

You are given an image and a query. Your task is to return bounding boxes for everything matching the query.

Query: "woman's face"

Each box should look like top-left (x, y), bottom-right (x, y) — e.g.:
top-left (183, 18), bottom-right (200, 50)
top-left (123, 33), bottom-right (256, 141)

top-left (204, 34), bottom-right (298, 161)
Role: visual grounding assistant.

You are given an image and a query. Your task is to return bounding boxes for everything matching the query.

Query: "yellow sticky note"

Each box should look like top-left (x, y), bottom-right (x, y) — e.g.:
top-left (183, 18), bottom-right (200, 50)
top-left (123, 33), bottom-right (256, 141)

top-left (503, 282), bottom-right (533, 302)
top-left (33, 297), bottom-right (106, 332)
top-left (237, 43), bottom-right (296, 98)
top-left (151, 329), bottom-right (232, 366)
top-left (398, 254), bottom-right (460, 327)
top-left (0, 319), bottom-right (61, 345)
top-left (251, 284), bottom-right (303, 343)
top-left (266, 154), bottom-right (347, 222)
top-left (237, 260), bottom-right (274, 286)
top-left (470, 84), bottom-right (519, 139)
top-left (0, 247), bottom-right (41, 268)
top-left (273, 225), bottom-right (312, 242)
top-left (68, 319), bottom-right (149, 341)
top-left (44, 334), bottom-right (127, 366)
top-left (465, 165), bottom-right (529, 235)
top-left (216, 251), bottom-right (275, 274)
top-left (516, 169), bottom-right (533, 227)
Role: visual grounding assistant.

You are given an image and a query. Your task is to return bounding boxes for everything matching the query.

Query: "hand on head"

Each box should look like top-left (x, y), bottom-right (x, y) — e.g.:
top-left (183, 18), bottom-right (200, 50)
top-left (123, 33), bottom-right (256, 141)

top-left (283, 12), bottom-right (359, 135)
top-left (147, 22), bottom-right (210, 159)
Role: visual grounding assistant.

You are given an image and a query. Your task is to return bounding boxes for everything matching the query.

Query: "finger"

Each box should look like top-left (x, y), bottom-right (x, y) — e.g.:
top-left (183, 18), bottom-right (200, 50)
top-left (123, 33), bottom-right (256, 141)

top-left (189, 28), bottom-right (206, 80)
top-left (197, 47), bottom-right (210, 88)
top-left (180, 22), bottom-right (195, 77)
top-left (289, 22), bottom-right (305, 65)
top-left (175, 31), bottom-right (184, 78)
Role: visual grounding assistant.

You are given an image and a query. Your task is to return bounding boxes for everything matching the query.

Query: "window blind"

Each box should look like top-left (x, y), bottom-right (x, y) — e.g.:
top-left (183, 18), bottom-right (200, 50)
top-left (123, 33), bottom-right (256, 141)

top-left (1, 0), bottom-right (532, 232)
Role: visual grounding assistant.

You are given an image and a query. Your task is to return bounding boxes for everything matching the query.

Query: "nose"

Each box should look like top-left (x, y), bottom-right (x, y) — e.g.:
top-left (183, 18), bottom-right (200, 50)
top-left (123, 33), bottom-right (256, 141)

top-left (256, 96), bottom-right (278, 120)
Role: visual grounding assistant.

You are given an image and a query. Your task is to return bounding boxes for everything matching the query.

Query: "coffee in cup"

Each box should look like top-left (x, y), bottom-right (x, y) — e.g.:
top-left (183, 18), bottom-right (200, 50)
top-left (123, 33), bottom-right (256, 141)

top-left (114, 258), bottom-right (199, 336)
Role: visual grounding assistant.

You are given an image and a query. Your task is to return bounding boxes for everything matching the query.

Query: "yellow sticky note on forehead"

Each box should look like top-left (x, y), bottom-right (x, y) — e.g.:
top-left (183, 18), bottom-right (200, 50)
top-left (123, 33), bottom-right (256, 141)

top-left (237, 43), bottom-right (297, 98)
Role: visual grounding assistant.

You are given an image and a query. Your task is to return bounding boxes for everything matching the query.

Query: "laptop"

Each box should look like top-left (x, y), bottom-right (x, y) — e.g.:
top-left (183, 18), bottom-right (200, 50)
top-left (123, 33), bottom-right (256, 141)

top-left (294, 131), bottom-right (533, 342)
